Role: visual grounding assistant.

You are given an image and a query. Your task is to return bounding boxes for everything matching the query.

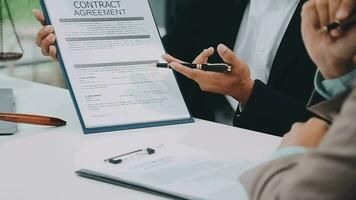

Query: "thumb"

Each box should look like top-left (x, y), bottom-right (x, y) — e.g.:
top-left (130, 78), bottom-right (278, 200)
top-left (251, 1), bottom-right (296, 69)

top-left (217, 44), bottom-right (246, 68)
top-left (32, 9), bottom-right (46, 26)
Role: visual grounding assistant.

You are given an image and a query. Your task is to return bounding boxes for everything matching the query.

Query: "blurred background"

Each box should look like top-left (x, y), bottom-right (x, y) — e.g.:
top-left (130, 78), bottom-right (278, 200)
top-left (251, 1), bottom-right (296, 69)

top-left (0, 0), bottom-right (189, 88)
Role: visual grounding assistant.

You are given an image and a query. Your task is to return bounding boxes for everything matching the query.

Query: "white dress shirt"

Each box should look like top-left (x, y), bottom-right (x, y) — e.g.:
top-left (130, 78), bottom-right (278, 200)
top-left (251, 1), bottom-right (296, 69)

top-left (226, 0), bottom-right (300, 109)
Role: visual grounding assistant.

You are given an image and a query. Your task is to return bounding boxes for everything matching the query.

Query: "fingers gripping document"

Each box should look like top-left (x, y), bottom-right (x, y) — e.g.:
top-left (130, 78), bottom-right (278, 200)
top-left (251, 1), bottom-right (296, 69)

top-left (40, 0), bottom-right (192, 134)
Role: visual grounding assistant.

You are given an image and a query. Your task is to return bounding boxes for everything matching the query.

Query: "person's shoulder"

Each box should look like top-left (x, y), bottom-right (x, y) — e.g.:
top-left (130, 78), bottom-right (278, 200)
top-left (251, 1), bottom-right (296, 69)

top-left (181, 0), bottom-right (238, 11)
top-left (171, 0), bottom-right (240, 26)
top-left (205, 0), bottom-right (241, 9)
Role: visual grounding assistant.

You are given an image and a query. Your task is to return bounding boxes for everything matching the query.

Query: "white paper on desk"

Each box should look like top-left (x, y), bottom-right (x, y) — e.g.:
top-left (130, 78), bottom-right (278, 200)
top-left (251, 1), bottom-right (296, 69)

top-left (76, 143), bottom-right (254, 200)
top-left (42, 0), bottom-right (190, 129)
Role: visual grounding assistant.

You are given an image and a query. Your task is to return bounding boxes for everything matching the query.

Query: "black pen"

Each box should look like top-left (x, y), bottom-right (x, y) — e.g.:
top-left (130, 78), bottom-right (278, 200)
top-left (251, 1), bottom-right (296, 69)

top-left (322, 14), bottom-right (356, 32)
top-left (157, 63), bottom-right (232, 73)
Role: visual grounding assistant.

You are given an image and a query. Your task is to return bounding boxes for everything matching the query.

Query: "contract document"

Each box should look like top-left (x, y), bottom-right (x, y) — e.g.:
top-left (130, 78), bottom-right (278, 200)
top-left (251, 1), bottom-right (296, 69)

top-left (40, 0), bottom-right (192, 134)
top-left (76, 143), bottom-right (252, 200)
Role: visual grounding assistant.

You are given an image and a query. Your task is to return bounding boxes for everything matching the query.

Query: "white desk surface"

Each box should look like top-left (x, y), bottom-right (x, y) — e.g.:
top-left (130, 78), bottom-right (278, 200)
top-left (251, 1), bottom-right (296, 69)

top-left (0, 75), bottom-right (281, 200)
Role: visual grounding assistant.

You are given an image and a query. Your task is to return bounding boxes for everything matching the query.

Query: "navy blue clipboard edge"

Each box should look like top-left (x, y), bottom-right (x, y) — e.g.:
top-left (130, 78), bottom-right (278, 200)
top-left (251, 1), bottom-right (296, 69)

top-left (39, 0), bottom-right (194, 134)
top-left (76, 170), bottom-right (187, 200)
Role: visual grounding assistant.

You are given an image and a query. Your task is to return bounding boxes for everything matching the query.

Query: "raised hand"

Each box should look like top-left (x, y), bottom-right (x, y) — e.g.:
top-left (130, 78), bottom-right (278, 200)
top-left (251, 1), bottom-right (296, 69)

top-left (162, 44), bottom-right (254, 104)
top-left (301, 0), bottom-right (356, 79)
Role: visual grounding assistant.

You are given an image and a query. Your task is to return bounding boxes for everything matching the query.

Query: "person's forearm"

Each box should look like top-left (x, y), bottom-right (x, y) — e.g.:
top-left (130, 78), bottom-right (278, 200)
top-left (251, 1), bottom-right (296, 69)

top-left (234, 80), bottom-right (315, 136)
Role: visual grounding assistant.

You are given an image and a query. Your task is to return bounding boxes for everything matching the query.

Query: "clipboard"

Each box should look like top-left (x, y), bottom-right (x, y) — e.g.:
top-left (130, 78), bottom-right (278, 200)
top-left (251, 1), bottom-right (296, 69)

top-left (39, 0), bottom-right (194, 134)
top-left (76, 169), bottom-right (187, 200)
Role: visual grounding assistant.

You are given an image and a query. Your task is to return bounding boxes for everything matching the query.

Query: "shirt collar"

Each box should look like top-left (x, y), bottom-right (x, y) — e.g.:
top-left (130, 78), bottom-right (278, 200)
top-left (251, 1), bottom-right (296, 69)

top-left (248, 0), bottom-right (299, 12)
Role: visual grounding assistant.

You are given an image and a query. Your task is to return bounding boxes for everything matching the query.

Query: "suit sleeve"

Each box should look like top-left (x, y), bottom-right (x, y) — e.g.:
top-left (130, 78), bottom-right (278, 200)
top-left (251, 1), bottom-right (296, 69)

top-left (239, 87), bottom-right (356, 200)
top-left (234, 80), bottom-right (316, 136)
top-left (161, 1), bottom-right (216, 121)
top-left (162, 0), bottom-right (205, 61)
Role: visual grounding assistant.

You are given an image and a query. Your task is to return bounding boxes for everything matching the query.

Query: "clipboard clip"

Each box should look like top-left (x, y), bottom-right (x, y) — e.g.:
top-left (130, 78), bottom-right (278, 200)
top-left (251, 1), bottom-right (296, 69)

top-left (105, 148), bottom-right (155, 164)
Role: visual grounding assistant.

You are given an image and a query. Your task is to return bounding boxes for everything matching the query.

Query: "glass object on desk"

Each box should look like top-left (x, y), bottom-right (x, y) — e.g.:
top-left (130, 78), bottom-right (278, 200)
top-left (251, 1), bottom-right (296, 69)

top-left (0, 0), bottom-right (23, 61)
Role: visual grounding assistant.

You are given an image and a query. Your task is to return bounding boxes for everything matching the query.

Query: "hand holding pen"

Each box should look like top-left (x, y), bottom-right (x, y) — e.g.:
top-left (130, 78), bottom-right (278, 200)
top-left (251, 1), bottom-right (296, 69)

top-left (162, 45), bottom-right (255, 104)
top-left (301, 0), bottom-right (356, 80)
top-left (316, 0), bottom-right (356, 37)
